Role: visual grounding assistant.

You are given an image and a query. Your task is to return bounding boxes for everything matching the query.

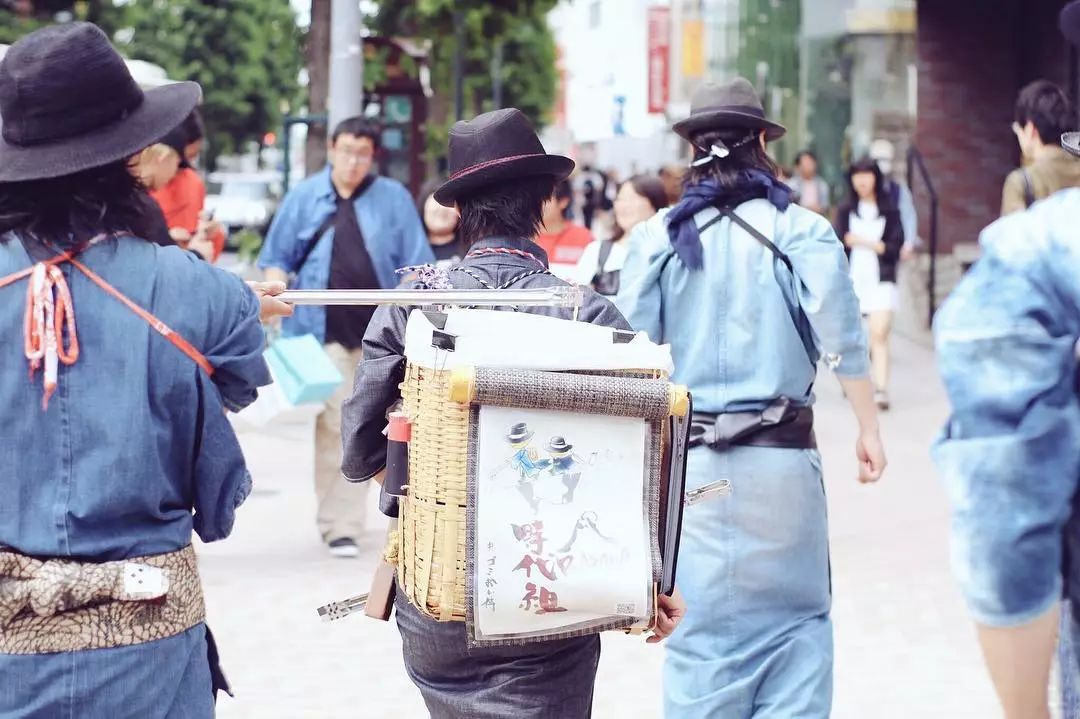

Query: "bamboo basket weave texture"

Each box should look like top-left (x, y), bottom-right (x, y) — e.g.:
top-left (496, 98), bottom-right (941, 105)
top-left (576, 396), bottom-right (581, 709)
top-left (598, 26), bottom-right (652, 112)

top-left (396, 362), bottom-right (669, 623)
top-left (398, 363), bottom-right (469, 621)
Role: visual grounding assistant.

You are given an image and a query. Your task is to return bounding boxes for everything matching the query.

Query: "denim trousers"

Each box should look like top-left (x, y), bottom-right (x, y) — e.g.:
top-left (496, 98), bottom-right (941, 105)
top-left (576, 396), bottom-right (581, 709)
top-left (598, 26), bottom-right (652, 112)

top-left (664, 445), bottom-right (833, 718)
top-left (0, 623), bottom-right (213, 718)
top-left (394, 590), bottom-right (600, 718)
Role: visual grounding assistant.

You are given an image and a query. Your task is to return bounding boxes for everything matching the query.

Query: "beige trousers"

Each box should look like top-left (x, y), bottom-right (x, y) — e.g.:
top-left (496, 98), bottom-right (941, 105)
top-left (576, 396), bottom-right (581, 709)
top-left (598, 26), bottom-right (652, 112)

top-left (315, 343), bottom-right (372, 543)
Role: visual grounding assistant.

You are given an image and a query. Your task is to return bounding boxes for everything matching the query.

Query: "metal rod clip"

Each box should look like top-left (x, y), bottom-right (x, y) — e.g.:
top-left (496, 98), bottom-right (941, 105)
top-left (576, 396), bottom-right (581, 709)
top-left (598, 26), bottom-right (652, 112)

top-left (684, 479), bottom-right (731, 506)
top-left (316, 593), bottom-right (369, 622)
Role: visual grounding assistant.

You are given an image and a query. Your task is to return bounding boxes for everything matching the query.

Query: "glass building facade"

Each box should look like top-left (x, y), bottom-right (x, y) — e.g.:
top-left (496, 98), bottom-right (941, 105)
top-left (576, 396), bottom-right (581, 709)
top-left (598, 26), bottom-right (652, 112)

top-left (672, 0), bottom-right (916, 200)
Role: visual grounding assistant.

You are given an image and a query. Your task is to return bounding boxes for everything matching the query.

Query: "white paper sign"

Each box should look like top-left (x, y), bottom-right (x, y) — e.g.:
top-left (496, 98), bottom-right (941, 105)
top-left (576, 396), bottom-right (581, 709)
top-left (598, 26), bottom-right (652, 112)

top-left (474, 406), bottom-right (653, 639)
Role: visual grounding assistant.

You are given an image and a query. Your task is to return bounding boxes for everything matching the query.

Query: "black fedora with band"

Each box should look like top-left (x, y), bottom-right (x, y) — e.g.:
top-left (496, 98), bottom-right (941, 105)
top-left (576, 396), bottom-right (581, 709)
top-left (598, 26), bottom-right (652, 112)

top-left (433, 108), bottom-right (574, 206)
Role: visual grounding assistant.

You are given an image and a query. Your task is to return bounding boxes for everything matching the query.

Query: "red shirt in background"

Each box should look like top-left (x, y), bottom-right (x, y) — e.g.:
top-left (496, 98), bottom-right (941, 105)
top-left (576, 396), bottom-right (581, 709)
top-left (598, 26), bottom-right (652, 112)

top-left (535, 223), bottom-right (593, 267)
top-left (151, 167), bottom-right (204, 234)
top-left (150, 167), bottom-right (225, 261)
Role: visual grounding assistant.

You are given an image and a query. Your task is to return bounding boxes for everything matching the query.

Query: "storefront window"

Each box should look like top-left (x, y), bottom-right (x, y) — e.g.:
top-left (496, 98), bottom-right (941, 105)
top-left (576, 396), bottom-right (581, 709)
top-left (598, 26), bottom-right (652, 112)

top-left (688, 0), bottom-right (916, 201)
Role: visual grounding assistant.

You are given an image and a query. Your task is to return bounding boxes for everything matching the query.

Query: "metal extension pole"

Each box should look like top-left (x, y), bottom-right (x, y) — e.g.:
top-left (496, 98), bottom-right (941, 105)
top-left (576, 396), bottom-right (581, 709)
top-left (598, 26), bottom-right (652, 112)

top-left (276, 286), bottom-right (586, 309)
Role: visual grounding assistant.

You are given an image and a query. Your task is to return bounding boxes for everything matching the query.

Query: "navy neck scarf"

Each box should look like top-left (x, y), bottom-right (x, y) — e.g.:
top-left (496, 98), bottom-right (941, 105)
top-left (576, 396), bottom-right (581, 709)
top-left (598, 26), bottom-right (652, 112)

top-left (666, 169), bottom-right (794, 270)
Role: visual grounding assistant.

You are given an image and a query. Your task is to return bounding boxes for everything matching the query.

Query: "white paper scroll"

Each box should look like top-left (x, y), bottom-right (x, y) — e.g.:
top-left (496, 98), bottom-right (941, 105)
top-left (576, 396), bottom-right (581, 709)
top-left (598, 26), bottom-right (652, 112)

top-left (472, 405), bottom-right (653, 641)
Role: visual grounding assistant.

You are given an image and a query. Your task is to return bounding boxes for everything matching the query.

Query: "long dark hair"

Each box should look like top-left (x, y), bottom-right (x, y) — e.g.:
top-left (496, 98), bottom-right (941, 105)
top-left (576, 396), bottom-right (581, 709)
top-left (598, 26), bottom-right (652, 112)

top-left (612, 174), bottom-right (669, 240)
top-left (842, 156), bottom-right (893, 216)
top-left (0, 160), bottom-right (147, 248)
top-left (685, 127), bottom-right (778, 189)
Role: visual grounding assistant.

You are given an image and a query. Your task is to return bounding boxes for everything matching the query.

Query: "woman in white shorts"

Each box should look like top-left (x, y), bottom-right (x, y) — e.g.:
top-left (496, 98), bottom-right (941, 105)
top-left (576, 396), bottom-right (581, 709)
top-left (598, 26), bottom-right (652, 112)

top-left (834, 157), bottom-right (905, 409)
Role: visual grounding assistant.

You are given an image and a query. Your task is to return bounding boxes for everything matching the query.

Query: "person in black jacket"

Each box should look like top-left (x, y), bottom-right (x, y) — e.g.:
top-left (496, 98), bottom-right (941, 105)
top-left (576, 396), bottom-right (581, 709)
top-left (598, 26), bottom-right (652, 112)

top-left (833, 156), bottom-right (904, 410)
top-left (339, 108), bottom-right (684, 719)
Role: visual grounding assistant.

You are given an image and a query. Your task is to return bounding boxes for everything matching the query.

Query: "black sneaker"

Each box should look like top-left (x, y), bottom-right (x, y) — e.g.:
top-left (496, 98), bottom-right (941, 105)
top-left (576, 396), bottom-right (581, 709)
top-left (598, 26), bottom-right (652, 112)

top-left (327, 538), bottom-right (359, 558)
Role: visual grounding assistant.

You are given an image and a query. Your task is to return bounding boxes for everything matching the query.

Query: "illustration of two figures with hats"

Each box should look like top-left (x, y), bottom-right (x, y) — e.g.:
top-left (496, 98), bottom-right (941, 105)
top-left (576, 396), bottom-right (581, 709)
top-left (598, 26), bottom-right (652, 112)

top-left (492, 422), bottom-right (597, 512)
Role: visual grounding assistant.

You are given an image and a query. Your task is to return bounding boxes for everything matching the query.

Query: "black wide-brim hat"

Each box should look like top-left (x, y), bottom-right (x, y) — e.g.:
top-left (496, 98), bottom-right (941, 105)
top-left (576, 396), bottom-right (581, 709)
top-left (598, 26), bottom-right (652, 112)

top-left (673, 77), bottom-right (786, 143)
top-left (0, 22), bottom-right (201, 183)
top-left (434, 108), bottom-right (574, 206)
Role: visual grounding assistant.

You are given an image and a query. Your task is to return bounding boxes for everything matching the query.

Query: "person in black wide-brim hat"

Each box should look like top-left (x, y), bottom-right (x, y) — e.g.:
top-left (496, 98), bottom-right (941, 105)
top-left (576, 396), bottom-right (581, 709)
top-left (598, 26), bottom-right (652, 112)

top-left (0, 22), bottom-right (285, 718)
top-left (614, 75), bottom-right (886, 717)
top-left (340, 107), bottom-right (687, 719)
top-left (931, 3), bottom-right (1080, 717)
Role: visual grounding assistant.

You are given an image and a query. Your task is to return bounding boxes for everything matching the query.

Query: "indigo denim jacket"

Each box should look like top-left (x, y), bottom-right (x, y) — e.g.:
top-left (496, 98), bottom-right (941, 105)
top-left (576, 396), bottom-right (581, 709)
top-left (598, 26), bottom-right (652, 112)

top-left (0, 235), bottom-right (270, 561)
top-left (933, 189), bottom-right (1080, 626)
top-left (616, 199), bottom-right (869, 415)
top-left (257, 168), bottom-right (433, 343)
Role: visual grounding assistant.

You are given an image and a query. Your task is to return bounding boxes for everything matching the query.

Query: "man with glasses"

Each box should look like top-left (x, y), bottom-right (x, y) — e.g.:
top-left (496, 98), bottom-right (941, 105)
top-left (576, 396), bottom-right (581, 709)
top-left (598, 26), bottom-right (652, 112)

top-left (259, 117), bottom-right (431, 558)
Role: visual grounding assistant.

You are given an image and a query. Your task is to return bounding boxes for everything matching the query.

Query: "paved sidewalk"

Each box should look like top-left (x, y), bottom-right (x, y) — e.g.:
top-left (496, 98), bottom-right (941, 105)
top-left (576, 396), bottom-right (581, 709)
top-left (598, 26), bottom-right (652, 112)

top-left (202, 334), bottom-right (999, 718)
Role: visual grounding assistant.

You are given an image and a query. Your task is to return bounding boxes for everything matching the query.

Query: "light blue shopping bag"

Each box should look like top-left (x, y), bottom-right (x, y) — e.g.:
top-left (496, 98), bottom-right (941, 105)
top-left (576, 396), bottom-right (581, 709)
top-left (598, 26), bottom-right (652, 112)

top-left (264, 333), bottom-right (342, 405)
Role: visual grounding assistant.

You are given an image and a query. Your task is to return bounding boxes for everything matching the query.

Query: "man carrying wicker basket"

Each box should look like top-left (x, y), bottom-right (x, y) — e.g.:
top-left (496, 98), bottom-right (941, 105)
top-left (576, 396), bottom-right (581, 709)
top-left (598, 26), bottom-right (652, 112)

top-left (340, 108), bottom-right (686, 718)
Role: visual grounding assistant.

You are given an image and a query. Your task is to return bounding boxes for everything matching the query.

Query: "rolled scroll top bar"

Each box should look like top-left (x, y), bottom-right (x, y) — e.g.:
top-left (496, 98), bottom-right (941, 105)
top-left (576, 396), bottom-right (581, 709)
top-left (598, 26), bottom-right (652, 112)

top-left (448, 366), bottom-right (689, 420)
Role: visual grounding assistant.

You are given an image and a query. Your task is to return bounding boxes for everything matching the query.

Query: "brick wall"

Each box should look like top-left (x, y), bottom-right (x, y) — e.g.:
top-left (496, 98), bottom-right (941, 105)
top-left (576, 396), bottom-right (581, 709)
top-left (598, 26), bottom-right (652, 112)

top-left (915, 0), bottom-right (1073, 255)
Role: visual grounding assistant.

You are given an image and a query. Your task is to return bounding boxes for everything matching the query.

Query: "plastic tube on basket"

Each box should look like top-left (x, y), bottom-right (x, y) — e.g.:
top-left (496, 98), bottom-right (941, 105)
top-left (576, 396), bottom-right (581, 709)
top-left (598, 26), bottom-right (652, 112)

top-left (367, 412), bottom-right (411, 622)
top-left (378, 412), bottom-right (411, 517)
top-left (385, 412), bottom-right (410, 496)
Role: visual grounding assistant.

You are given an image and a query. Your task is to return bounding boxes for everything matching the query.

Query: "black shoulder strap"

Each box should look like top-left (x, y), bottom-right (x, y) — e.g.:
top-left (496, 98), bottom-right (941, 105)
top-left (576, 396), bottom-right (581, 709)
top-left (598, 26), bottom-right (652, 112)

top-left (596, 239), bottom-right (615, 274)
top-left (1021, 168), bottom-right (1036, 208)
top-left (295, 176), bottom-right (377, 274)
top-left (696, 207), bottom-right (794, 272)
top-left (717, 208), bottom-right (794, 272)
top-left (689, 206), bottom-right (817, 374)
top-left (295, 212), bottom-right (336, 274)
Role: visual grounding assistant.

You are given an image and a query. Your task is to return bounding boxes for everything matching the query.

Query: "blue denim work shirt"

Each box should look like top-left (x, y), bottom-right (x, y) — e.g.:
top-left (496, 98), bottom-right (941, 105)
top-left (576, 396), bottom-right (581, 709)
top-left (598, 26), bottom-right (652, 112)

top-left (0, 235), bottom-right (270, 561)
top-left (257, 167), bottom-right (433, 343)
top-left (933, 189), bottom-right (1080, 627)
top-left (615, 199), bottom-right (869, 414)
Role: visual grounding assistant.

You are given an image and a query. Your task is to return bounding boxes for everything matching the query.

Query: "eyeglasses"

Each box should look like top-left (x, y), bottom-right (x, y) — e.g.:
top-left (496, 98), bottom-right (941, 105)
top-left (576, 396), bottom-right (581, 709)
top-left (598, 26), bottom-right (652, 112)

top-left (336, 148), bottom-right (374, 165)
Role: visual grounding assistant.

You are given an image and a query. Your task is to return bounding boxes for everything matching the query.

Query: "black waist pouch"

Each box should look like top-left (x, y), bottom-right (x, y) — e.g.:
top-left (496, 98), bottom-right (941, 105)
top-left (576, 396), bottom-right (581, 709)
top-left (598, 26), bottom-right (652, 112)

top-left (690, 397), bottom-right (816, 451)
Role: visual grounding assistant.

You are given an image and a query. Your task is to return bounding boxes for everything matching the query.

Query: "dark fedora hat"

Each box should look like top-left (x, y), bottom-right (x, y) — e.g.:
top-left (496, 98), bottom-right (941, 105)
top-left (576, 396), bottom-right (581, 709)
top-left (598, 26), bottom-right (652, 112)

top-left (433, 108), bottom-right (574, 206)
top-left (0, 22), bottom-right (201, 182)
top-left (506, 422), bottom-right (534, 444)
top-left (672, 77), bottom-right (786, 142)
top-left (547, 436), bottom-right (573, 454)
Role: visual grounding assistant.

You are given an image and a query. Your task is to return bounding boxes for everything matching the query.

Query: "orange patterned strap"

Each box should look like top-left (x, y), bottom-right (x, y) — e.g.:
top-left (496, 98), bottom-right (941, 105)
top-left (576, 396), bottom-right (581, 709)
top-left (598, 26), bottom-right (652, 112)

top-left (65, 255), bottom-right (215, 376)
top-left (0, 241), bottom-right (214, 409)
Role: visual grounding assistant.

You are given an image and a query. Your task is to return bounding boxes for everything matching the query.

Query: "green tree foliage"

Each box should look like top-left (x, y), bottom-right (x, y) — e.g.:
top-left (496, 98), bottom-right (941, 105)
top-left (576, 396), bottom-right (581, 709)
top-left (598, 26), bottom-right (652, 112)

top-left (370, 0), bottom-right (559, 160)
top-left (109, 0), bottom-right (303, 167)
top-left (1, 1), bottom-right (303, 169)
top-left (0, 5), bottom-right (50, 45)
